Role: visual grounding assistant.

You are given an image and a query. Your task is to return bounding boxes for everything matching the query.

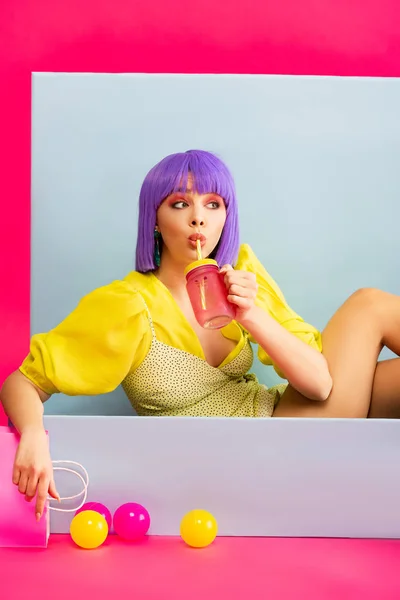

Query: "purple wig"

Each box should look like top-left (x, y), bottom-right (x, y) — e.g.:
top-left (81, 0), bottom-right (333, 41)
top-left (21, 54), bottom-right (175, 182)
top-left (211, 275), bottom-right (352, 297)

top-left (135, 150), bottom-right (240, 272)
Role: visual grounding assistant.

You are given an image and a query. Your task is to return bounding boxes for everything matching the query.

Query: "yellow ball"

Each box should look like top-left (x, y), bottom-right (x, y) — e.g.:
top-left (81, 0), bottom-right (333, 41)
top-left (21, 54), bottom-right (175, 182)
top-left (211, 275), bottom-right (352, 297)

top-left (70, 510), bottom-right (109, 549)
top-left (180, 509), bottom-right (218, 548)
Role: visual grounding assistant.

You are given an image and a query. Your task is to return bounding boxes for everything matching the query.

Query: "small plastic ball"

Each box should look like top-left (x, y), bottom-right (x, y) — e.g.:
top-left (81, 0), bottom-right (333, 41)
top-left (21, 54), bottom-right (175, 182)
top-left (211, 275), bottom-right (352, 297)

top-left (70, 510), bottom-right (109, 549)
top-left (180, 509), bottom-right (218, 548)
top-left (75, 502), bottom-right (112, 530)
top-left (113, 503), bottom-right (150, 541)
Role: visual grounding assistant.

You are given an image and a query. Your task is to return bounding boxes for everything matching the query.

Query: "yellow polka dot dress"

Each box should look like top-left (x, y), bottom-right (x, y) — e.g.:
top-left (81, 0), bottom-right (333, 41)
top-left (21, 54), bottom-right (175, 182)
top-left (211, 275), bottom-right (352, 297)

top-left (122, 303), bottom-right (286, 417)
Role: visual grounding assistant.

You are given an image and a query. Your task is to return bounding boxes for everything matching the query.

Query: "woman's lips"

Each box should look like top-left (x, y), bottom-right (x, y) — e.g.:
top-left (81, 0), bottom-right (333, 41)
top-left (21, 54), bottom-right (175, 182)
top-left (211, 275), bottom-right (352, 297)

top-left (188, 233), bottom-right (206, 247)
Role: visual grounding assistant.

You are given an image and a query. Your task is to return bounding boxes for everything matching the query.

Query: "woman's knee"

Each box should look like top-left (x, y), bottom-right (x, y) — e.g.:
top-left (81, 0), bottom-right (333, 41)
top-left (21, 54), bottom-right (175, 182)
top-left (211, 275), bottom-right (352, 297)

top-left (346, 287), bottom-right (387, 316)
top-left (349, 287), bottom-right (382, 302)
top-left (338, 287), bottom-right (390, 343)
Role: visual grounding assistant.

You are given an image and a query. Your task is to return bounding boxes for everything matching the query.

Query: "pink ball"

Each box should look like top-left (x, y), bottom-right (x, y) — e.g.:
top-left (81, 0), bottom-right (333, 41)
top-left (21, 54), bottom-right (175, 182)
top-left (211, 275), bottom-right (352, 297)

top-left (113, 502), bottom-right (150, 541)
top-left (75, 502), bottom-right (112, 530)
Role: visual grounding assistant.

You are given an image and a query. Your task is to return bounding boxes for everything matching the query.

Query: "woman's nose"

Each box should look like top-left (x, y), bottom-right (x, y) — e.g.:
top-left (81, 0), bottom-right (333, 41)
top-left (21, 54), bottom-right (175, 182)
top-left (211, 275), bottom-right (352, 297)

top-left (191, 218), bottom-right (205, 227)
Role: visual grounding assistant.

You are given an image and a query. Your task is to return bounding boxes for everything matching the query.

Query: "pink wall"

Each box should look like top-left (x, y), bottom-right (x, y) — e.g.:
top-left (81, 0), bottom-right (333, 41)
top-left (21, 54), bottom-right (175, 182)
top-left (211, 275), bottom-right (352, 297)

top-left (1, 0), bottom-right (399, 425)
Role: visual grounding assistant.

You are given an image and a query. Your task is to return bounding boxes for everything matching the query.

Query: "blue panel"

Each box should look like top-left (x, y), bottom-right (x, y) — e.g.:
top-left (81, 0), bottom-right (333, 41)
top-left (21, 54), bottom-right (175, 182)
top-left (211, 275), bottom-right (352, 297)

top-left (31, 74), bottom-right (400, 415)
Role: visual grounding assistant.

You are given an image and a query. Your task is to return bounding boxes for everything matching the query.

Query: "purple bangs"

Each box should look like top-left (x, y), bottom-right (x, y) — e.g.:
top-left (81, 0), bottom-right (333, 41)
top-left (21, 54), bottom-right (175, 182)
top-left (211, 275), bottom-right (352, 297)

top-left (135, 149), bottom-right (240, 272)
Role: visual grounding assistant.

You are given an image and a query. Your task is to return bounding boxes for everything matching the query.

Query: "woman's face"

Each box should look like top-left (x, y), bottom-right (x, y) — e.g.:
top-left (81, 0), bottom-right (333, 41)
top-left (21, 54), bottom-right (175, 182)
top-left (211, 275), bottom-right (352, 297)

top-left (156, 179), bottom-right (227, 267)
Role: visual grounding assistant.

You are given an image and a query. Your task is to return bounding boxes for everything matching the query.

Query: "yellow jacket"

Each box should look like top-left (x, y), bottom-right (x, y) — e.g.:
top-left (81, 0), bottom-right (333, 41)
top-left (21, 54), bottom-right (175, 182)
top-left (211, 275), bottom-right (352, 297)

top-left (20, 244), bottom-right (322, 396)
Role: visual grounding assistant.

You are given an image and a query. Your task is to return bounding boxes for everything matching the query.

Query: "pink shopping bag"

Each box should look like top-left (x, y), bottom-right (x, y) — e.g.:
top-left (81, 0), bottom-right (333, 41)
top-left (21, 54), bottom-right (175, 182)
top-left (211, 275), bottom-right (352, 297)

top-left (0, 426), bottom-right (50, 548)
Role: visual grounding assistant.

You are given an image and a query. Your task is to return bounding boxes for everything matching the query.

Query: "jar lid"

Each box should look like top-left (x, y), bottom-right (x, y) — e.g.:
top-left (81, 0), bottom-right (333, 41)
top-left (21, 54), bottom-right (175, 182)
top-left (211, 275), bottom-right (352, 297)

top-left (184, 258), bottom-right (218, 277)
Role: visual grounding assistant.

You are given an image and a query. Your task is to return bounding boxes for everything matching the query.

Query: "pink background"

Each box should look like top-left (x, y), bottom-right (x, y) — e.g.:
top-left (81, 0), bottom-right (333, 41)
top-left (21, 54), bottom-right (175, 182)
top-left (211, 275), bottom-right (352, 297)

top-left (0, 0), bottom-right (399, 429)
top-left (1, 4), bottom-right (400, 593)
top-left (2, 535), bottom-right (400, 598)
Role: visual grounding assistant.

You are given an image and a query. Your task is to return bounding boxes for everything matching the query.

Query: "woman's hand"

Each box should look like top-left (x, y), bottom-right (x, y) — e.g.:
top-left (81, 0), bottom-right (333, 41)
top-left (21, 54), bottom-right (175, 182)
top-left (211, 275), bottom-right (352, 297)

top-left (13, 427), bottom-right (60, 520)
top-left (220, 265), bottom-right (332, 401)
top-left (220, 264), bottom-right (258, 322)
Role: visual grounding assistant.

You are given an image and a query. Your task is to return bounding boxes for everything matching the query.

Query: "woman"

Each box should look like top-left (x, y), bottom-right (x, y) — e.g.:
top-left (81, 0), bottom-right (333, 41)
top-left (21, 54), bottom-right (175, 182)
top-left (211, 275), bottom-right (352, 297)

top-left (1, 149), bottom-right (400, 520)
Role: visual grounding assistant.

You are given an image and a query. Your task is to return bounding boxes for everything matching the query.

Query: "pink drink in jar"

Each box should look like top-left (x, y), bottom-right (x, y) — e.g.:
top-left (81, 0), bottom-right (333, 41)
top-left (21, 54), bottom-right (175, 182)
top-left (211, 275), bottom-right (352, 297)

top-left (184, 259), bottom-right (236, 329)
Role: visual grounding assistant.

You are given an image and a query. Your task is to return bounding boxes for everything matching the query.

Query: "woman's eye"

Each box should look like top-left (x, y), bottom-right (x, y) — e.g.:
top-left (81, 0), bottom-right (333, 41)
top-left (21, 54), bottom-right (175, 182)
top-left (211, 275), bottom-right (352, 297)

top-left (172, 201), bottom-right (188, 209)
top-left (208, 201), bottom-right (220, 209)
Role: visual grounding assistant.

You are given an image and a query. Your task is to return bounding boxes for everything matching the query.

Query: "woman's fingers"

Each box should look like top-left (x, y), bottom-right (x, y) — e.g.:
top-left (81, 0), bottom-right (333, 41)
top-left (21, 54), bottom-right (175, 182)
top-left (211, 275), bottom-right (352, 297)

top-left (48, 478), bottom-right (60, 501)
top-left (17, 471), bottom-right (29, 495)
top-left (25, 471), bottom-right (40, 500)
top-left (227, 294), bottom-right (254, 309)
top-left (35, 477), bottom-right (51, 520)
top-left (228, 283), bottom-right (257, 299)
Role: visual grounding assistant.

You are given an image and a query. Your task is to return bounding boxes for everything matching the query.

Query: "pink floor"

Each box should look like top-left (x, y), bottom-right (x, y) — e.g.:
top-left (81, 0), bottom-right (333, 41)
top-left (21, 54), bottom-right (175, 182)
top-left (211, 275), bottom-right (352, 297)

top-left (1, 535), bottom-right (400, 599)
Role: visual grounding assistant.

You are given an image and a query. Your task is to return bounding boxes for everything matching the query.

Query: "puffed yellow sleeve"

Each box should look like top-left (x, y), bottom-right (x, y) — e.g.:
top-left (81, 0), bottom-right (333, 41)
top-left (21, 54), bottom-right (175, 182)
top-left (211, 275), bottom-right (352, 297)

top-left (19, 281), bottom-right (151, 396)
top-left (235, 244), bottom-right (322, 378)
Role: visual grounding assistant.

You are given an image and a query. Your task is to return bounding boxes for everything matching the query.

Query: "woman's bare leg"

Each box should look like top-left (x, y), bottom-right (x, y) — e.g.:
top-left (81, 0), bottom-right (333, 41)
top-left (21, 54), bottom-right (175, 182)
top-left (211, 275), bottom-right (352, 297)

top-left (273, 288), bottom-right (400, 418)
top-left (368, 358), bottom-right (400, 418)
